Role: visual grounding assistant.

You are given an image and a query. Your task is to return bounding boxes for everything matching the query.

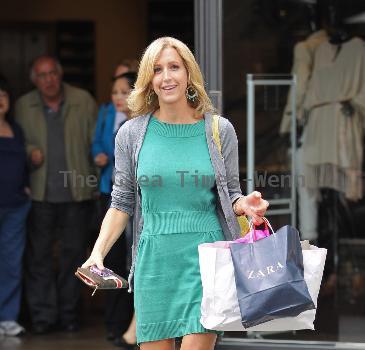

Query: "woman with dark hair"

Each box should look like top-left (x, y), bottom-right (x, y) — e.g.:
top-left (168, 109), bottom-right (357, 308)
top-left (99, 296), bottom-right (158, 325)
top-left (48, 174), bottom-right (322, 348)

top-left (0, 75), bottom-right (30, 336)
top-left (93, 72), bottom-right (138, 201)
top-left (92, 72), bottom-right (137, 347)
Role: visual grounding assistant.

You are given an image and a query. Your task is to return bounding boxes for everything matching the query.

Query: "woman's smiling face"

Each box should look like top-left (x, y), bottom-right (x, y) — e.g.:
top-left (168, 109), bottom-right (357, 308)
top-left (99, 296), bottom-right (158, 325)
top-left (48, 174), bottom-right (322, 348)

top-left (151, 47), bottom-right (189, 107)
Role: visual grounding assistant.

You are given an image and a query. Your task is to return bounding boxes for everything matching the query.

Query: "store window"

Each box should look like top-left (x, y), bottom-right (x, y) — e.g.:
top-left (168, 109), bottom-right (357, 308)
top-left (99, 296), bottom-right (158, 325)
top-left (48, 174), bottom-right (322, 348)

top-left (223, 0), bottom-right (365, 344)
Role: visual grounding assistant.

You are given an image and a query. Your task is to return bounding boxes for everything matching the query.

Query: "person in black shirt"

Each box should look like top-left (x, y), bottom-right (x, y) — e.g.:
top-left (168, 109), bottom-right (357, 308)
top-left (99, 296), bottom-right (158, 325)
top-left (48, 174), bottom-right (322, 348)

top-left (0, 75), bottom-right (30, 337)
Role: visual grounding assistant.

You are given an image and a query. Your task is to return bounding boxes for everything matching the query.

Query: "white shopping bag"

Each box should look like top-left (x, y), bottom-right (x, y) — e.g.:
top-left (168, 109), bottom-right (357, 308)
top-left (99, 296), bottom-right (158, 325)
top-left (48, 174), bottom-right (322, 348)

top-left (199, 240), bottom-right (327, 331)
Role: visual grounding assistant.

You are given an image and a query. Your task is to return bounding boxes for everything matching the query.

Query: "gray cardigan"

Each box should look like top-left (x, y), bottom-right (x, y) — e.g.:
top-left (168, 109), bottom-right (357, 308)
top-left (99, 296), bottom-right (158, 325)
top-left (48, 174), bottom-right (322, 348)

top-left (110, 113), bottom-right (244, 292)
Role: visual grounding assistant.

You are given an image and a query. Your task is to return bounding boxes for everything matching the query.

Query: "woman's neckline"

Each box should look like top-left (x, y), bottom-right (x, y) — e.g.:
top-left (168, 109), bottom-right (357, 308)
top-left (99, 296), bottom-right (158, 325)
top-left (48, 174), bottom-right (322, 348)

top-left (149, 115), bottom-right (205, 138)
top-left (151, 114), bottom-right (204, 125)
top-left (0, 121), bottom-right (15, 138)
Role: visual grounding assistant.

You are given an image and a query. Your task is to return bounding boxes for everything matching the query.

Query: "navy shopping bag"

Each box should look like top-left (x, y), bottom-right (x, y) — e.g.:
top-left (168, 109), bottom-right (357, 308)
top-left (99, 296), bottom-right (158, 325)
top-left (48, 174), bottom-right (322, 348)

top-left (229, 225), bottom-right (315, 328)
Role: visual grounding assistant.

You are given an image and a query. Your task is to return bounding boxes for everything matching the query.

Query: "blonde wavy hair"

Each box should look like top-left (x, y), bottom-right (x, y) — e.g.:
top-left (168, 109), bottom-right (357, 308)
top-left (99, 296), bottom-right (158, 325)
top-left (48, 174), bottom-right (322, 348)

top-left (128, 37), bottom-right (215, 117)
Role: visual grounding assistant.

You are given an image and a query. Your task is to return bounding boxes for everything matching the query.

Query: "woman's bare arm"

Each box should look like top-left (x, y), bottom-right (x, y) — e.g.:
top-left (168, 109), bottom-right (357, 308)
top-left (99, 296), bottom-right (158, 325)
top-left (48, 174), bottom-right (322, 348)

top-left (82, 208), bottom-right (130, 269)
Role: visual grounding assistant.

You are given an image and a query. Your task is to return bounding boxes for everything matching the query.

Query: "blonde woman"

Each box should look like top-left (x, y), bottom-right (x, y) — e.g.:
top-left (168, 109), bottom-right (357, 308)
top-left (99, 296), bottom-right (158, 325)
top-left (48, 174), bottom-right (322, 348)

top-left (83, 37), bottom-right (269, 350)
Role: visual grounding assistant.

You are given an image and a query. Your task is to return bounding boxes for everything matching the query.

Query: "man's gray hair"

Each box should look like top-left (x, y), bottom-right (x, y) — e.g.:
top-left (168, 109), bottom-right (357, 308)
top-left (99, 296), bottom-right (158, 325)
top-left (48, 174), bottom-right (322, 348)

top-left (30, 55), bottom-right (63, 82)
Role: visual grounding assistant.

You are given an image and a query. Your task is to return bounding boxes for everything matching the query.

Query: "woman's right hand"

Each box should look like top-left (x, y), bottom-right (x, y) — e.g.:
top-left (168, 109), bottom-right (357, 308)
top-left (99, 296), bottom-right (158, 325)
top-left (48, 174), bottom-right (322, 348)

top-left (94, 153), bottom-right (109, 167)
top-left (82, 250), bottom-right (105, 270)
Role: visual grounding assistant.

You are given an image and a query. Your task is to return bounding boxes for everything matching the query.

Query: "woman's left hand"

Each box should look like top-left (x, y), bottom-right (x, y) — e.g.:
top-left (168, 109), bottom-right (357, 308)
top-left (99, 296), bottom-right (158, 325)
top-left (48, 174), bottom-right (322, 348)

top-left (234, 191), bottom-right (269, 225)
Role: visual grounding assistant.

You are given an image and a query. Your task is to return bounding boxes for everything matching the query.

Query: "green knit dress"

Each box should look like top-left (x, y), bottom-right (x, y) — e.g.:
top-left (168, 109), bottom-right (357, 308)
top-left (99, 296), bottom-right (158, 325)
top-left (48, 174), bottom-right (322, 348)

top-left (134, 116), bottom-right (224, 343)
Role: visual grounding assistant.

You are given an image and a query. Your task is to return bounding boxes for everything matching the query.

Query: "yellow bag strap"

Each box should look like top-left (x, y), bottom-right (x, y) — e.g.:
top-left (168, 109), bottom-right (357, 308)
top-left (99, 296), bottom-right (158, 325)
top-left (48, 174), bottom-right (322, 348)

top-left (237, 214), bottom-right (250, 236)
top-left (212, 114), bottom-right (249, 236)
top-left (212, 115), bottom-right (223, 159)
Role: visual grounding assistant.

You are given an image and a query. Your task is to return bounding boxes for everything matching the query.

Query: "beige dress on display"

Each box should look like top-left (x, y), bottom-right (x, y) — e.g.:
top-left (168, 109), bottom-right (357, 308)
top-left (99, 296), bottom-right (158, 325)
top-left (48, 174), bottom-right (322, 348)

top-left (302, 37), bottom-right (365, 201)
top-left (280, 30), bottom-right (328, 134)
top-left (280, 30), bottom-right (328, 240)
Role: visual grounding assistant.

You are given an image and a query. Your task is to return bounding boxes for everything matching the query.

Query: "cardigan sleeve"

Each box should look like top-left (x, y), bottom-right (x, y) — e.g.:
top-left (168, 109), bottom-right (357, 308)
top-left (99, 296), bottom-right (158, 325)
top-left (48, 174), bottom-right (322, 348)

top-left (221, 119), bottom-right (244, 204)
top-left (110, 123), bottom-right (136, 216)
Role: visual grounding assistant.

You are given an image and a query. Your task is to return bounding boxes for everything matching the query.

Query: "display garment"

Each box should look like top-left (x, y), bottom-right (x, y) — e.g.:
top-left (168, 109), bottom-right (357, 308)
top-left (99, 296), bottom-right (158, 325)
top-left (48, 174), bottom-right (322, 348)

top-left (302, 37), bottom-right (365, 201)
top-left (280, 30), bottom-right (328, 134)
top-left (296, 147), bottom-right (318, 241)
top-left (280, 30), bottom-right (327, 240)
top-left (134, 116), bottom-right (223, 343)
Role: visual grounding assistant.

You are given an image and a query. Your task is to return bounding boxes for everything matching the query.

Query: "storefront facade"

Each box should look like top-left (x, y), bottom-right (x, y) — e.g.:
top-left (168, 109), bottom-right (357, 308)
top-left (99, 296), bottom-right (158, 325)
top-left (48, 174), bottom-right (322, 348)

top-left (1, 0), bottom-right (365, 348)
top-left (195, 0), bottom-right (365, 348)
